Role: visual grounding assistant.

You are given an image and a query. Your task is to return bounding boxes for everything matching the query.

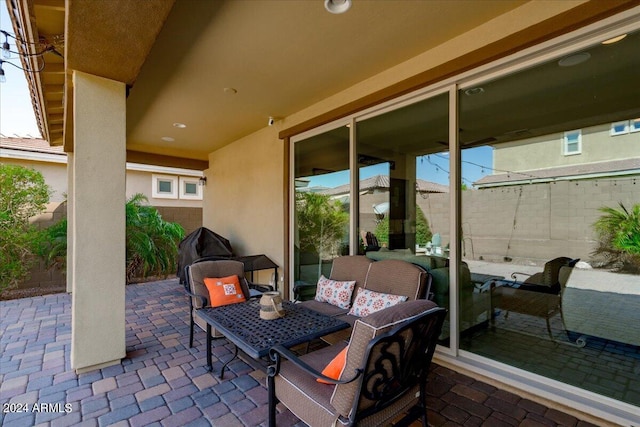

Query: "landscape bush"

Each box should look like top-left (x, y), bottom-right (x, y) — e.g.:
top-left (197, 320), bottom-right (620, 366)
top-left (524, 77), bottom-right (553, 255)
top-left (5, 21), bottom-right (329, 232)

top-left (0, 164), bottom-right (50, 292)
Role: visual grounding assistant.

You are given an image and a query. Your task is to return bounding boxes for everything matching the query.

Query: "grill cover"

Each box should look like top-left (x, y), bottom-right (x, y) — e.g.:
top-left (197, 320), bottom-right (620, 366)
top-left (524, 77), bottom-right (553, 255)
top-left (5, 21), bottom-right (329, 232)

top-left (177, 227), bottom-right (234, 283)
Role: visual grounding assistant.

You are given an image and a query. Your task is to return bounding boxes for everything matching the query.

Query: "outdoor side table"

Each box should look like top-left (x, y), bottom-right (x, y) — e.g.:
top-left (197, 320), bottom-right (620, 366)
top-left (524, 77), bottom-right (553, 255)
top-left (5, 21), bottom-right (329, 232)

top-left (196, 299), bottom-right (349, 378)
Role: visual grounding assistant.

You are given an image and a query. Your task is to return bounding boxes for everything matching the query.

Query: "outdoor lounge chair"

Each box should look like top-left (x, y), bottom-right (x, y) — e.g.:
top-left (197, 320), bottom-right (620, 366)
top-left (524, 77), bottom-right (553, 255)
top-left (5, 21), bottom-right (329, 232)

top-left (267, 299), bottom-right (446, 427)
top-left (510, 257), bottom-right (579, 294)
top-left (184, 259), bottom-right (269, 347)
top-left (492, 257), bottom-right (579, 339)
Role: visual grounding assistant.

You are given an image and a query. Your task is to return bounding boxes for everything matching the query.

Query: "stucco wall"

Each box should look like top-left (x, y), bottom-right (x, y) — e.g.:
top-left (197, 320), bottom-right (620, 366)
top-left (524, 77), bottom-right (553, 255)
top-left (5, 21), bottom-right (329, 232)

top-left (494, 123), bottom-right (640, 172)
top-left (204, 126), bottom-right (284, 285)
top-left (126, 169), bottom-right (203, 208)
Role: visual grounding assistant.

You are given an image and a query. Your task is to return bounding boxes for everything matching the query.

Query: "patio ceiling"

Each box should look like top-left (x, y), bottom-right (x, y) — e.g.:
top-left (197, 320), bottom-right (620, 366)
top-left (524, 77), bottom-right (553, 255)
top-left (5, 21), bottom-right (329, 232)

top-left (11, 0), bottom-right (530, 169)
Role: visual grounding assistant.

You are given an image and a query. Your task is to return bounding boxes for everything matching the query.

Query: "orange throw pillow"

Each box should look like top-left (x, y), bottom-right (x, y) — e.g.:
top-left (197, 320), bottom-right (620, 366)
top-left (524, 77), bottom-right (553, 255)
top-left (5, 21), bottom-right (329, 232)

top-left (204, 275), bottom-right (247, 307)
top-left (317, 346), bottom-right (348, 384)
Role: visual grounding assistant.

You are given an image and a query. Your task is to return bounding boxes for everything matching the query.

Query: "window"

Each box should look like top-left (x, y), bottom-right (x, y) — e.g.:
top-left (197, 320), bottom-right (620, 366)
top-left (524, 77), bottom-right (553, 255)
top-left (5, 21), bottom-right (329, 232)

top-left (630, 118), bottom-right (640, 133)
top-left (563, 130), bottom-right (581, 155)
top-left (179, 177), bottom-right (203, 200)
top-left (152, 174), bottom-right (178, 199)
top-left (611, 121), bottom-right (629, 136)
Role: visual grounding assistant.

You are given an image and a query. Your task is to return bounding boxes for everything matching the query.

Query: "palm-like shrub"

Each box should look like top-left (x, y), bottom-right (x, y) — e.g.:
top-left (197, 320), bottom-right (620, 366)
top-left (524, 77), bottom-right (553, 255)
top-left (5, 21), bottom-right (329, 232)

top-left (592, 202), bottom-right (640, 273)
top-left (40, 193), bottom-right (185, 283)
top-left (125, 194), bottom-right (185, 282)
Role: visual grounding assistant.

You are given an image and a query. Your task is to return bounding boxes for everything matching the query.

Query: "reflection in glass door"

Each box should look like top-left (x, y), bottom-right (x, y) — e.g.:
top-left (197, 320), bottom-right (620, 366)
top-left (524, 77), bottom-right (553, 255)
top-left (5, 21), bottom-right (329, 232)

top-left (356, 93), bottom-right (452, 344)
top-left (293, 125), bottom-right (350, 298)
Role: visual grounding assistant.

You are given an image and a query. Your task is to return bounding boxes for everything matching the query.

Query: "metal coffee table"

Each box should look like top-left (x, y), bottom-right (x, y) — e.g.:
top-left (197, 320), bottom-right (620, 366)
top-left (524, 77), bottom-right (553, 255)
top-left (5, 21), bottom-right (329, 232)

top-left (196, 299), bottom-right (349, 378)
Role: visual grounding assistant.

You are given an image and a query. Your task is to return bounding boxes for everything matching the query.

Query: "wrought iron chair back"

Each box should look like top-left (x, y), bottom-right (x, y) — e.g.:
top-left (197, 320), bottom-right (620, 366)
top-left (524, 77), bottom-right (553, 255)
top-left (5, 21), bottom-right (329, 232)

top-left (267, 304), bottom-right (446, 427)
top-left (350, 306), bottom-right (446, 425)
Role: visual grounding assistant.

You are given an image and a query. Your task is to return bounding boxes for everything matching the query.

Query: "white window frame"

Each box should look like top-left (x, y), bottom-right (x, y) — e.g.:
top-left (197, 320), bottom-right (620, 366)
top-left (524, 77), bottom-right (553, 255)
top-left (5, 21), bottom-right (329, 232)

top-left (610, 120), bottom-right (629, 136)
top-left (630, 118), bottom-right (640, 133)
top-left (563, 130), bottom-right (581, 155)
top-left (179, 177), bottom-right (203, 200)
top-left (152, 174), bottom-right (178, 199)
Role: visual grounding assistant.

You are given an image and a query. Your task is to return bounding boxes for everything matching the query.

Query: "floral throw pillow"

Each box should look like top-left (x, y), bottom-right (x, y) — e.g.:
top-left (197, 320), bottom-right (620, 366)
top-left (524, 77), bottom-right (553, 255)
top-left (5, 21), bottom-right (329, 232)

top-left (314, 275), bottom-right (356, 309)
top-left (348, 288), bottom-right (408, 317)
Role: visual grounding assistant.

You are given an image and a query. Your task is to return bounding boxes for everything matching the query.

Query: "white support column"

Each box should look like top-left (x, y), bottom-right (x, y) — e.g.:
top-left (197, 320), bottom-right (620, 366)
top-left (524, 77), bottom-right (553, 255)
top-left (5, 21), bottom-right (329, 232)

top-left (66, 152), bottom-right (74, 294)
top-left (70, 71), bottom-right (126, 373)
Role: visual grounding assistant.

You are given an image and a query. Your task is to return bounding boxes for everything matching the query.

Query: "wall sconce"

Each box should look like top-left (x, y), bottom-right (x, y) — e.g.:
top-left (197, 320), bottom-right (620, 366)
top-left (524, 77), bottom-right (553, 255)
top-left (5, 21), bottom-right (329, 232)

top-left (199, 176), bottom-right (207, 186)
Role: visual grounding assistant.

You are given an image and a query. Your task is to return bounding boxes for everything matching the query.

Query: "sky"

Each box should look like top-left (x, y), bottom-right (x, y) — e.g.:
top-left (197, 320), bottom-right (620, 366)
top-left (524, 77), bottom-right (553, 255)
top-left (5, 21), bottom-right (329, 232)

top-left (306, 145), bottom-right (494, 189)
top-left (0, 0), bottom-right (41, 137)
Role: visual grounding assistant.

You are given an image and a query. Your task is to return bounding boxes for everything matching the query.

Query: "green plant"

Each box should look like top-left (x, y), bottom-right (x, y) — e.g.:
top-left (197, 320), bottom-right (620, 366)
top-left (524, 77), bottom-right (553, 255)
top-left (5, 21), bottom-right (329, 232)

top-left (592, 202), bottom-right (640, 272)
top-left (0, 164), bottom-right (51, 291)
top-left (38, 193), bottom-right (185, 283)
top-left (38, 217), bottom-right (68, 272)
top-left (296, 191), bottom-right (349, 275)
top-left (374, 205), bottom-right (432, 247)
top-left (126, 194), bottom-right (185, 282)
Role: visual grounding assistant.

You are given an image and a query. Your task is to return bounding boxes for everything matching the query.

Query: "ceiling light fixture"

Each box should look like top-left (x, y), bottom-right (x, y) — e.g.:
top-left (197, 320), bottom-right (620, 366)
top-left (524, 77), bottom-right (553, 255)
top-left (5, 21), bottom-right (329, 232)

top-left (558, 52), bottom-right (591, 67)
top-left (173, 122), bottom-right (186, 128)
top-left (324, 0), bottom-right (351, 14)
top-left (161, 136), bottom-right (175, 142)
top-left (602, 34), bottom-right (627, 45)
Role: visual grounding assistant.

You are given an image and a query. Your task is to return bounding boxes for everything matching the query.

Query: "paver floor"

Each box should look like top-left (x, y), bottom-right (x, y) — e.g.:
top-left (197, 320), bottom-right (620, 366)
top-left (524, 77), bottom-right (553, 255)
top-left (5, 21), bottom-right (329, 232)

top-left (1, 279), bottom-right (603, 426)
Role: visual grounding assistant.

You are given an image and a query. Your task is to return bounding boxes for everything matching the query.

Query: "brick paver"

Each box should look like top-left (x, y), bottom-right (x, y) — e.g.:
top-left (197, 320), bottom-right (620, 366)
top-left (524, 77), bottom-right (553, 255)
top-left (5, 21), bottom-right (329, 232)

top-left (0, 278), bottom-right (615, 426)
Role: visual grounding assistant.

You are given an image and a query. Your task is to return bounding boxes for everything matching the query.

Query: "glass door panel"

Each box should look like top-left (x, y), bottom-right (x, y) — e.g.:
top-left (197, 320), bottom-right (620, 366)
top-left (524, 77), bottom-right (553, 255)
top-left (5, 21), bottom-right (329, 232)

top-left (293, 126), bottom-right (350, 295)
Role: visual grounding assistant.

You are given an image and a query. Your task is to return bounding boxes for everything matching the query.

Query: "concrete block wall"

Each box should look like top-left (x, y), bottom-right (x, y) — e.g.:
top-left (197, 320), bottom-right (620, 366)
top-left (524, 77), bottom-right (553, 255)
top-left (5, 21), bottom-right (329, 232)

top-left (155, 206), bottom-right (203, 236)
top-left (458, 177), bottom-right (638, 264)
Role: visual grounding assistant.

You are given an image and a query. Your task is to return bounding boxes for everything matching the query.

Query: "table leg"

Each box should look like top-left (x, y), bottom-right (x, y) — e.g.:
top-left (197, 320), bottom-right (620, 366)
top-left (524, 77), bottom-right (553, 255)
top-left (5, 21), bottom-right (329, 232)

top-left (206, 324), bottom-right (213, 371)
top-left (219, 345), bottom-right (238, 380)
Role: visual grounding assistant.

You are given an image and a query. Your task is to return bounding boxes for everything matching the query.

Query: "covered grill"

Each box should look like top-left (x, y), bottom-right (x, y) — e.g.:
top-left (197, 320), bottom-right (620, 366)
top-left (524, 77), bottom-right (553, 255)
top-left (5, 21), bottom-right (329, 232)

top-left (177, 227), bottom-right (234, 283)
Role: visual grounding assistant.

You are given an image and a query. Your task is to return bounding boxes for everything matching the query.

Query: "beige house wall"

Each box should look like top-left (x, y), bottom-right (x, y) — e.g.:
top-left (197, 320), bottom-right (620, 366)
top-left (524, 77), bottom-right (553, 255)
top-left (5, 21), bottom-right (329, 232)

top-left (494, 123), bottom-right (640, 172)
top-left (205, 126), bottom-right (284, 285)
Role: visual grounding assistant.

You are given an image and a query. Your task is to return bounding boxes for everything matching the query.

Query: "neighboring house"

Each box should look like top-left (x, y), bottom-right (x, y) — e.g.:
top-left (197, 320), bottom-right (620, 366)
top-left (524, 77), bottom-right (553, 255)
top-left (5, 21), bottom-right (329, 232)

top-left (0, 136), bottom-right (203, 289)
top-left (475, 120), bottom-right (640, 187)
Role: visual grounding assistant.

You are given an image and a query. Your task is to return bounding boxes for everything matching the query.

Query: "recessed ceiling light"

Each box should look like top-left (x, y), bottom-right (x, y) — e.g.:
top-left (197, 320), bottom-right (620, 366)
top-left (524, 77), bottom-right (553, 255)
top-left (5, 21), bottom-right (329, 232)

top-left (602, 34), bottom-right (627, 45)
top-left (325, 0), bottom-right (351, 14)
top-left (223, 87), bottom-right (238, 94)
top-left (173, 123), bottom-right (186, 128)
top-left (558, 52), bottom-right (591, 67)
top-left (161, 136), bottom-right (175, 142)
top-left (464, 87), bottom-right (484, 96)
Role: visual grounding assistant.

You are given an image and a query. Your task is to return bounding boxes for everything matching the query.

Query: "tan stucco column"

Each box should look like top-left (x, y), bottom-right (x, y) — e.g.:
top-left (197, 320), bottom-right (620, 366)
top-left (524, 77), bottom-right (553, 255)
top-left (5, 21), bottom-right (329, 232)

top-left (70, 71), bottom-right (126, 373)
top-left (66, 152), bottom-right (74, 294)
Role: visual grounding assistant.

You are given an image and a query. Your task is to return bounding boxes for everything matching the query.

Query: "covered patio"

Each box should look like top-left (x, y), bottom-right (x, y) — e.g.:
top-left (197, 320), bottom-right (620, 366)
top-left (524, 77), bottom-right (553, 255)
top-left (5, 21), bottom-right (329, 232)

top-left (4, 0), bottom-right (640, 424)
top-left (0, 281), bottom-right (599, 427)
